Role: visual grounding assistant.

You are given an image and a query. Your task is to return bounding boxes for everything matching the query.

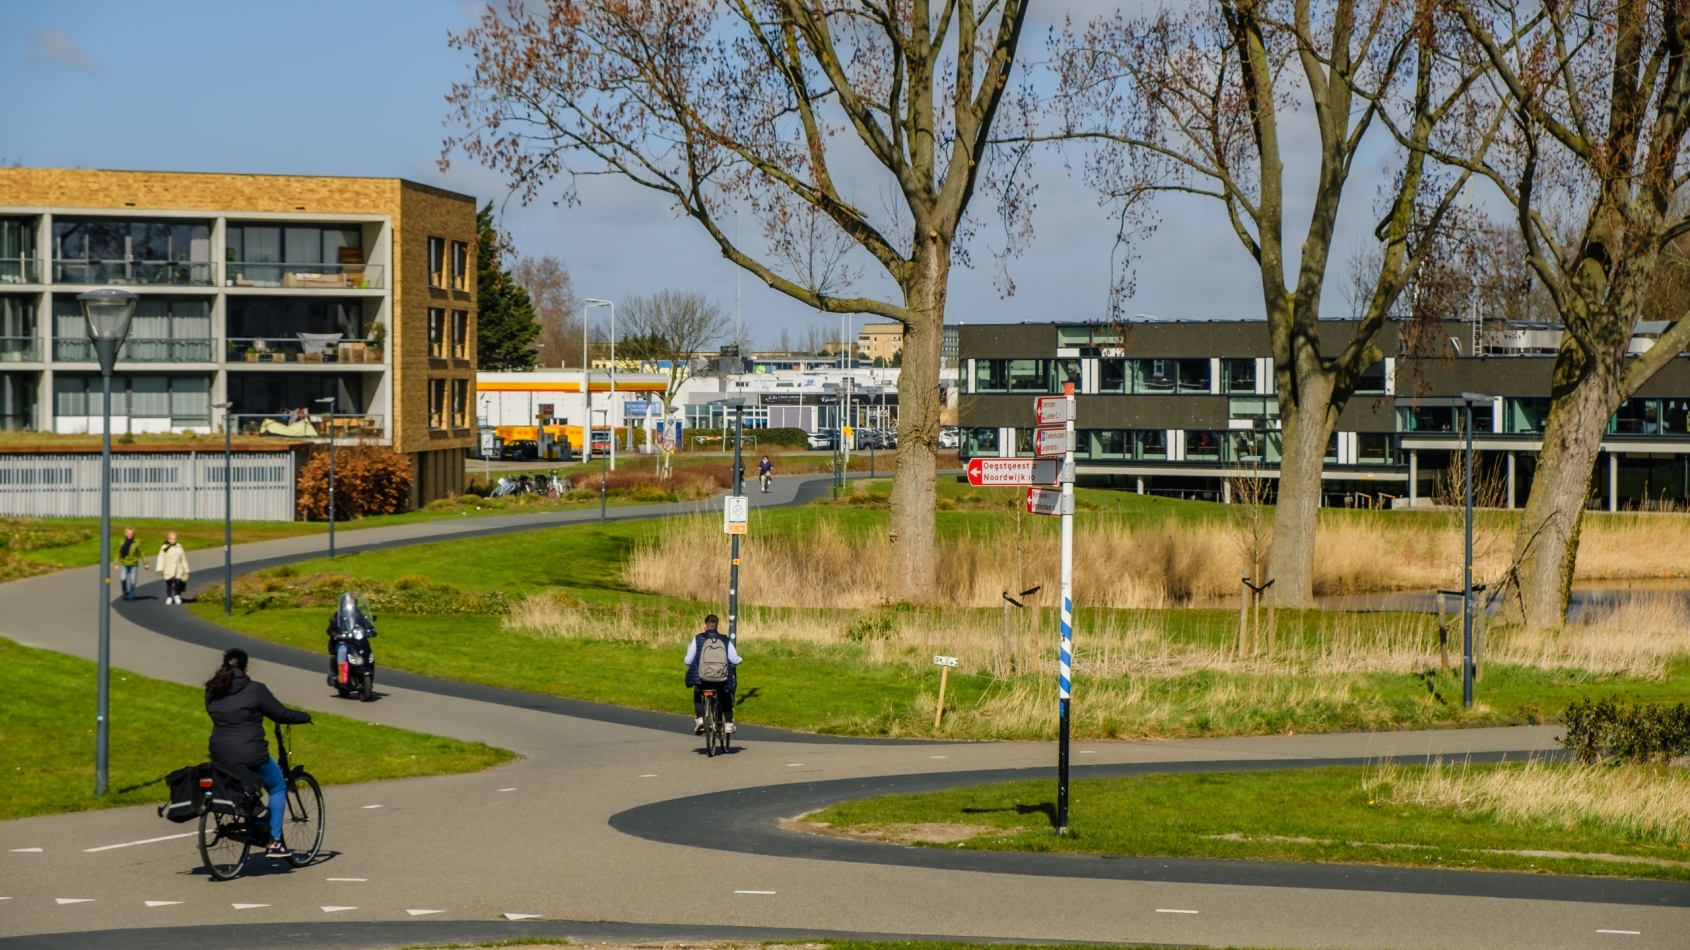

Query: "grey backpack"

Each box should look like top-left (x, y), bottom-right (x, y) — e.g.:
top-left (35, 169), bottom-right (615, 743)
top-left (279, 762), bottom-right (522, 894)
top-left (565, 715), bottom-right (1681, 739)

top-left (698, 636), bottom-right (730, 682)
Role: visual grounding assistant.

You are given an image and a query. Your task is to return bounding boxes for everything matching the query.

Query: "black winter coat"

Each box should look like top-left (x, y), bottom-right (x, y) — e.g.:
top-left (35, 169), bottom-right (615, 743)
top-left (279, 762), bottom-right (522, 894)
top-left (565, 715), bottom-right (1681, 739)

top-left (206, 671), bottom-right (311, 767)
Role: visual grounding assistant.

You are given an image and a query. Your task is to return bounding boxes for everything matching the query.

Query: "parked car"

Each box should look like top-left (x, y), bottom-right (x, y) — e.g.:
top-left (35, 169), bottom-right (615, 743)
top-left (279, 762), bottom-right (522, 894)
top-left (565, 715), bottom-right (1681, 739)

top-left (857, 429), bottom-right (895, 450)
top-left (500, 439), bottom-right (539, 461)
top-left (807, 429), bottom-right (839, 450)
top-left (938, 426), bottom-right (959, 449)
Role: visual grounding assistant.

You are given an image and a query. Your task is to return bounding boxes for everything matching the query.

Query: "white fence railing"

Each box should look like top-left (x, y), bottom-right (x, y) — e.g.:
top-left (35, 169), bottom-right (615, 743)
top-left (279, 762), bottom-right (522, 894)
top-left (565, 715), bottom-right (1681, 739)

top-left (0, 452), bottom-right (296, 521)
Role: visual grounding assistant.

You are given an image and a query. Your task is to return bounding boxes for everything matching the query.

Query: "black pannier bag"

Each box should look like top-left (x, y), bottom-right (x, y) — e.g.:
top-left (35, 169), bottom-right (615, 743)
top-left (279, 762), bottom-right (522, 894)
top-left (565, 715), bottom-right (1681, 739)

top-left (159, 764), bottom-right (211, 823)
top-left (208, 762), bottom-right (262, 817)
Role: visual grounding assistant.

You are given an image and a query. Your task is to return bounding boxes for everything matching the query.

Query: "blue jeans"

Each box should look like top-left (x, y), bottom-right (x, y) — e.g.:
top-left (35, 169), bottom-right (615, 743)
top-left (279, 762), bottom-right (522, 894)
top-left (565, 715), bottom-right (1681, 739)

top-left (256, 757), bottom-right (286, 844)
top-left (118, 565), bottom-right (138, 598)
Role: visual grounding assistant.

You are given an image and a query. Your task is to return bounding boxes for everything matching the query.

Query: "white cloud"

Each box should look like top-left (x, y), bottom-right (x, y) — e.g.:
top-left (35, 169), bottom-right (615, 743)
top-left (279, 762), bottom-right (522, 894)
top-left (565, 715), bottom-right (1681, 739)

top-left (28, 30), bottom-right (101, 74)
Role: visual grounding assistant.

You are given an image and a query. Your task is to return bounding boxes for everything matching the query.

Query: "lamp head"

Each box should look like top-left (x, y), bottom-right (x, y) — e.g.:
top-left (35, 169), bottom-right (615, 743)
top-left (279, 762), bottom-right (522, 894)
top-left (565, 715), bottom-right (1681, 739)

top-left (78, 289), bottom-right (138, 342)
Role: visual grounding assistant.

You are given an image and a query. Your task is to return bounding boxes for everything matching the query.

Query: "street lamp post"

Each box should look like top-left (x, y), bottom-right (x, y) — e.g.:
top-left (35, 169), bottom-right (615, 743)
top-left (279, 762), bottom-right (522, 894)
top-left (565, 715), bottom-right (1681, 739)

top-left (212, 401), bottom-right (234, 616)
top-left (1459, 392), bottom-right (1491, 710)
top-left (314, 396), bottom-right (337, 558)
top-left (713, 397), bottom-right (747, 643)
top-left (80, 288), bottom-right (136, 797)
top-left (585, 298), bottom-right (616, 472)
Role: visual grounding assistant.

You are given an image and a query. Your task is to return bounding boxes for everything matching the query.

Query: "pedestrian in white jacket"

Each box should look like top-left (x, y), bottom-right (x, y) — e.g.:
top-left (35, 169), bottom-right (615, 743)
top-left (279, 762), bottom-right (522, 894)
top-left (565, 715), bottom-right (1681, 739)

top-left (156, 532), bottom-right (190, 605)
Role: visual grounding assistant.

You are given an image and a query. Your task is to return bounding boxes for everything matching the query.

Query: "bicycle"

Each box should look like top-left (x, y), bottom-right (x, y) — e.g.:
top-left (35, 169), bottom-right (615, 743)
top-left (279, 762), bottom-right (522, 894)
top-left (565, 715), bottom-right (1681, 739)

top-left (759, 472), bottom-right (772, 493)
top-left (198, 723), bottom-right (326, 880)
top-left (700, 688), bottom-right (731, 757)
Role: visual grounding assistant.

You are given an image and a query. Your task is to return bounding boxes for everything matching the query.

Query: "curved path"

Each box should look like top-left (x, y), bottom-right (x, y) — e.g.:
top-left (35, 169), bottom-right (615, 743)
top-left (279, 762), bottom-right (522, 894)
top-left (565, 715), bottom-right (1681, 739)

top-left (0, 476), bottom-right (1682, 950)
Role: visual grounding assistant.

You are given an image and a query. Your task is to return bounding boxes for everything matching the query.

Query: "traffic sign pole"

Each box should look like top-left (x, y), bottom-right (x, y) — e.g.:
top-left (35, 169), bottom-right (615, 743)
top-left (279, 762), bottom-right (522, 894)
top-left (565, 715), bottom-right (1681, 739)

top-left (729, 403), bottom-right (744, 643)
top-left (1056, 381), bottom-right (1075, 834)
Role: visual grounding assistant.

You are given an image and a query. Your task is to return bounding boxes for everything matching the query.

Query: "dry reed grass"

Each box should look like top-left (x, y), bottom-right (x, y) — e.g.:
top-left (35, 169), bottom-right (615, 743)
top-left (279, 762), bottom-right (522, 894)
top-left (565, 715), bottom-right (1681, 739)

top-left (1367, 759), bottom-right (1690, 845)
top-left (624, 511), bottom-right (1690, 609)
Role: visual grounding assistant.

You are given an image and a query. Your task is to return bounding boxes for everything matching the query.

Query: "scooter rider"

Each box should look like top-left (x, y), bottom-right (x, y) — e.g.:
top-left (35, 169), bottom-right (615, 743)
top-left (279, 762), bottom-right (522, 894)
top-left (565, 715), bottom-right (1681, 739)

top-left (683, 614), bottom-right (741, 734)
top-left (326, 592), bottom-right (377, 700)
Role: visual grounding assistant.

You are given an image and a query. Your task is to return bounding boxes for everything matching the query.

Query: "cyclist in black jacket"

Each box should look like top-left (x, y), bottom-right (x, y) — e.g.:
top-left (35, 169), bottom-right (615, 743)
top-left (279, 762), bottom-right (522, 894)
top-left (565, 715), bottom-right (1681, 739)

top-left (204, 649), bottom-right (312, 859)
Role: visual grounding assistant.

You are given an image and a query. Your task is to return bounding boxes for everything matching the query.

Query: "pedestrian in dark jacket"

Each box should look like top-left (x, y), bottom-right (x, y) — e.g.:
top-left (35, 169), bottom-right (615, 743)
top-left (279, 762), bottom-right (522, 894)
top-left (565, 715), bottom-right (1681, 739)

top-left (204, 648), bottom-right (311, 858)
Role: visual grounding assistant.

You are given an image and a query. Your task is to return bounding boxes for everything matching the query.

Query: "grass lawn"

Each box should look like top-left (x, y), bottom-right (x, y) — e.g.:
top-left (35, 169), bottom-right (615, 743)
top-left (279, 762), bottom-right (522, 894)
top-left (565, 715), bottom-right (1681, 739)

top-left (802, 765), bottom-right (1690, 881)
top-left (183, 490), bottom-right (1690, 739)
top-left (0, 636), bottom-right (515, 822)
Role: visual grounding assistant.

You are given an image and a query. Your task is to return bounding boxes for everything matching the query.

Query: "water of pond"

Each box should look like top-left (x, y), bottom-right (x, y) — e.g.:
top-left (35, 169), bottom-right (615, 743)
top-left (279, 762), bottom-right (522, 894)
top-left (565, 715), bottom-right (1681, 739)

top-left (1209, 578), bottom-right (1690, 618)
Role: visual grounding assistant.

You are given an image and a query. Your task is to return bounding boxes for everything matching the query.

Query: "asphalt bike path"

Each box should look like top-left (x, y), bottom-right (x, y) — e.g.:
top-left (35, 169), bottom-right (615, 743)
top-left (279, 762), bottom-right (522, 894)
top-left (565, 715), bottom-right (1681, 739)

top-left (1, 474), bottom-right (1683, 950)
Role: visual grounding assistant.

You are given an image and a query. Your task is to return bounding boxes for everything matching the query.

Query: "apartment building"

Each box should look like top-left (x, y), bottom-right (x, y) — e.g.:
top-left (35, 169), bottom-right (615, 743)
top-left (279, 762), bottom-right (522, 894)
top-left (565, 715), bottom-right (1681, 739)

top-left (0, 168), bottom-right (478, 506)
top-left (856, 322), bottom-right (903, 363)
top-left (959, 320), bottom-right (1690, 510)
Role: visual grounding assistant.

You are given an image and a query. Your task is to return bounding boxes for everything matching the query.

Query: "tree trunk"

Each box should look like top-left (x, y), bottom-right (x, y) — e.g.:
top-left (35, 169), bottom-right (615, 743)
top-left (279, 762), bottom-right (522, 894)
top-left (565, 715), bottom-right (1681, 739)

top-left (886, 254), bottom-right (945, 603)
top-left (1267, 371), bottom-right (1338, 608)
top-left (1503, 374), bottom-right (1618, 628)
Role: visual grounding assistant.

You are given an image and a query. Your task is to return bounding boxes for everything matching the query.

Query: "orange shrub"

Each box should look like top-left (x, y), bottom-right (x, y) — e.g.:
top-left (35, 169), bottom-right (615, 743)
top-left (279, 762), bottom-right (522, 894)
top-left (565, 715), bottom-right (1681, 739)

top-left (297, 443), bottom-right (412, 521)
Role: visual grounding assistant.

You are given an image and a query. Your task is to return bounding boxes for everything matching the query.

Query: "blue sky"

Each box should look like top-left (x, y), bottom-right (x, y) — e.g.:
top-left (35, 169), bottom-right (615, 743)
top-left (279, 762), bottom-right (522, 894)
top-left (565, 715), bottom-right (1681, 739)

top-left (0, 1), bottom-right (1374, 349)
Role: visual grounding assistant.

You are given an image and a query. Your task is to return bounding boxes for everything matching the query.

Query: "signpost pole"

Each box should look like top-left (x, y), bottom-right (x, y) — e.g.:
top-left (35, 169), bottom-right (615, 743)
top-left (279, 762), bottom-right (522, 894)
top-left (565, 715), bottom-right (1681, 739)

top-left (729, 402), bottom-right (744, 643)
top-left (1056, 381), bottom-right (1075, 834)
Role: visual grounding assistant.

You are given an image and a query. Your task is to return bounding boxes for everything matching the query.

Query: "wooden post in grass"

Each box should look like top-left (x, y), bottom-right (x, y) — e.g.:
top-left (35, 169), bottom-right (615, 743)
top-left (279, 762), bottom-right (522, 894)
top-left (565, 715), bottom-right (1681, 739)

top-left (1238, 577), bottom-right (1251, 656)
top-left (933, 655), bottom-right (958, 728)
top-left (1263, 579), bottom-right (1276, 656)
top-left (1436, 592), bottom-right (1451, 674)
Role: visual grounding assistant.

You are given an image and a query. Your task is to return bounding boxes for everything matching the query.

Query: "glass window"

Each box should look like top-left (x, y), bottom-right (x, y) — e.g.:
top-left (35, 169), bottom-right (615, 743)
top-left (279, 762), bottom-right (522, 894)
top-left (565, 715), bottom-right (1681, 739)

top-left (429, 379), bottom-right (446, 428)
top-left (451, 379), bottom-right (469, 427)
top-left (0, 372), bottom-right (35, 431)
top-left (1014, 427), bottom-right (1035, 457)
top-left (1662, 399), bottom-right (1690, 436)
top-left (284, 228), bottom-right (322, 264)
top-left (1087, 429), bottom-right (1128, 459)
top-left (54, 376), bottom-right (88, 417)
top-left (1177, 359), bottom-right (1211, 394)
top-left (52, 218), bottom-right (211, 285)
top-left (1098, 358), bottom-right (1128, 393)
top-left (225, 298), bottom-right (364, 339)
top-left (1049, 358), bottom-right (1082, 393)
top-left (0, 219), bottom-right (36, 283)
top-left (1325, 433), bottom-right (1339, 463)
top-left (451, 242), bottom-right (469, 291)
top-left (428, 237), bottom-right (446, 287)
top-left (170, 376), bottom-right (210, 425)
top-left (451, 310), bottom-right (468, 359)
top-left (962, 427), bottom-right (999, 459)
top-left (428, 308), bottom-right (445, 358)
top-left (1355, 361), bottom-right (1387, 394)
top-left (130, 377), bottom-right (170, 418)
top-left (1186, 430), bottom-right (1223, 461)
top-left (1228, 430), bottom-right (1281, 464)
top-left (0, 297), bottom-right (35, 361)
top-left (1137, 429), bottom-right (1168, 460)
top-left (1505, 397), bottom-right (1551, 434)
top-left (1135, 359), bottom-right (1176, 393)
top-left (1357, 433), bottom-right (1394, 464)
top-left (1611, 398), bottom-right (1660, 435)
top-left (973, 359), bottom-right (1048, 393)
top-left (1222, 359), bottom-right (1256, 393)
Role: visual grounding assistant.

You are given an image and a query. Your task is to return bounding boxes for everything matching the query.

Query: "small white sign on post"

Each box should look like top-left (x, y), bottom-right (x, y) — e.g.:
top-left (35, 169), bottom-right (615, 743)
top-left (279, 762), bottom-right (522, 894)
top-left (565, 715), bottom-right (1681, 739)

top-left (1034, 395), bottom-right (1074, 426)
top-left (1025, 486), bottom-right (1066, 517)
top-left (1034, 426), bottom-right (1075, 457)
top-left (932, 656), bottom-right (958, 729)
top-left (723, 494), bottom-right (749, 535)
top-left (965, 457), bottom-right (1058, 486)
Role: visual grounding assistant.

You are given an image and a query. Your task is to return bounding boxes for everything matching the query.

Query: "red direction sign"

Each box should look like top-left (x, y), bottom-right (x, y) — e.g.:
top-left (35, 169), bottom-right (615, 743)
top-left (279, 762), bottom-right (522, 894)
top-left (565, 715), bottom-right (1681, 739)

top-left (1034, 395), bottom-right (1073, 426)
top-left (1034, 426), bottom-right (1075, 457)
top-left (966, 457), bottom-right (1058, 486)
top-left (1025, 487), bottom-right (1064, 516)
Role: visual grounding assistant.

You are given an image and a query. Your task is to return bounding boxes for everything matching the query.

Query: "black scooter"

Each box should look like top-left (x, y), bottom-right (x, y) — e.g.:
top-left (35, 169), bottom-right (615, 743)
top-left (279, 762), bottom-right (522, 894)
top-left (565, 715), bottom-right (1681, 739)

top-left (326, 592), bottom-right (377, 702)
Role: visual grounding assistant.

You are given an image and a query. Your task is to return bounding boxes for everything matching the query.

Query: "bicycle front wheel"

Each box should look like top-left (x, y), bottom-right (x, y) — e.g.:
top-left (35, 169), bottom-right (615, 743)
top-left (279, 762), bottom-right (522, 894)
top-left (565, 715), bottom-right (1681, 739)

top-left (703, 695), bottom-right (719, 757)
top-left (199, 809), bottom-right (250, 881)
top-left (284, 772), bottom-right (325, 867)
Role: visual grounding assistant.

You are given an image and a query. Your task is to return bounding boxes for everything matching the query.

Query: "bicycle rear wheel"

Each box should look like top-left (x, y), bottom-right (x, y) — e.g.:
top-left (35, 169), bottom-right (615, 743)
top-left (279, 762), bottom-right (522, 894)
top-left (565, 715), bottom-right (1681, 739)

top-left (199, 809), bottom-right (250, 881)
top-left (283, 772), bottom-right (325, 867)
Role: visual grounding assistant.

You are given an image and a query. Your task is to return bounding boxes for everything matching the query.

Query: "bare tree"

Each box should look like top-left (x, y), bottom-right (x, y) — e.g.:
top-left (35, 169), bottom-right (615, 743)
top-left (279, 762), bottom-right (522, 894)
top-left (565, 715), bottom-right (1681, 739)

top-left (514, 255), bottom-right (581, 367)
top-left (620, 290), bottom-right (730, 416)
top-left (1044, 0), bottom-right (1505, 607)
top-left (444, 0), bottom-right (1032, 602)
top-left (1449, 0), bottom-right (1690, 627)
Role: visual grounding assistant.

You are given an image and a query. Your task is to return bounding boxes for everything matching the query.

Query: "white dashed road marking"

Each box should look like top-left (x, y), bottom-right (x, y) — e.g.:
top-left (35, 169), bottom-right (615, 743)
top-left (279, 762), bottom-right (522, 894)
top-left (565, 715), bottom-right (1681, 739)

top-left (735, 890), bottom-right (777, 894)
top-left (10, 848), bottom-right (43, 853)
top-left (144, 901), bottom-right (183, 907)
top-left (1156, 909), bottom-right (1199, 914)
top-left (54, 899), bottom-right (93, 905)
top-left (929, 756), bottom-right (947, 759)
top-left (84, 832), bottom-right (196, 852)
top-left (503, 912), bottom-right (541, 920)
top-left (325, 877), bottom-right (365, 881)
top-left (231, 903), bottom-right (269, 910)
top-left (639, 774), bottom-right (657, 778)
top-left (1597, 931), bottom-right (1641, 936)
top-left (498, 788), bottom-right (518, 792)
top-left (361, 805), bottom-right (383, 809)
top-left (786, 763), bottom-right (804, 767)
top-left (321, 906), bottom-right (358, 912)
top-left (407, 909), bottom-right (444, 916)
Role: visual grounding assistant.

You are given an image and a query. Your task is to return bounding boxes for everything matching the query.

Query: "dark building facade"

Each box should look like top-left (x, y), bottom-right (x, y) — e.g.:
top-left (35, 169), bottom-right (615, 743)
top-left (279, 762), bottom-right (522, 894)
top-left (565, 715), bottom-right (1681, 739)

top-left (958, 320), bottom-right (1690, 510)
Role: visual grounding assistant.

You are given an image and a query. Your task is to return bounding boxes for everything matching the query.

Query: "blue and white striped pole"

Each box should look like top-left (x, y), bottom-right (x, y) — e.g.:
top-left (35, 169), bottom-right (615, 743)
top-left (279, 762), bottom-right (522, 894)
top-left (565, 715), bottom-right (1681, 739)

top-left (1057, 381), bottom-right (1075, 833)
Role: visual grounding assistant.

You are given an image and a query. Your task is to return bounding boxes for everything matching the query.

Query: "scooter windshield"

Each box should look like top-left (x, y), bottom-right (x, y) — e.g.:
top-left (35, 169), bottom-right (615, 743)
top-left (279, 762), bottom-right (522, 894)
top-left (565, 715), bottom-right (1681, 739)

top-left (337, 592), bottom-right (374, 638)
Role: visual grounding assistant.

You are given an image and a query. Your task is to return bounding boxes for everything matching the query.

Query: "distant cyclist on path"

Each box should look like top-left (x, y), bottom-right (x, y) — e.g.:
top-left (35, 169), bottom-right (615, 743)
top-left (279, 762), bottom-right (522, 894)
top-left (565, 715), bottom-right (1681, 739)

top-left (758, 455), bottom-right (773, 493)
top-left (683, 614), bottom-right (741, 734)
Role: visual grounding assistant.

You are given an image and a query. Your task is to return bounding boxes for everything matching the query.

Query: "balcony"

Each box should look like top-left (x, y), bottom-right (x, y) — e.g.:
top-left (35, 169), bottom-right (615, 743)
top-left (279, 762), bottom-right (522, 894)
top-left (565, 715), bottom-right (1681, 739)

top-left (227, 337), bottom-right (385, 365)
top-left (0, 338), bottom-right (38, 362)
top-left (52, 259), bottom-right (215, 287)
top-left (0, 258), bottom-right (41, 285)
top-left (54, 338), bottom-right (214, 363)
top-left (231, 412), bottom-right (386, 440)
top-left (226, 262), bottom-right (383, 290)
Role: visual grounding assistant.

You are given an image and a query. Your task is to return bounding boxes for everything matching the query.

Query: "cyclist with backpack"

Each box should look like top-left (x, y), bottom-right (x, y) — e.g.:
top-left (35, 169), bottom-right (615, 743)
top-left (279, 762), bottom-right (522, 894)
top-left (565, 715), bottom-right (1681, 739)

top-left (683, 614), bottom-right (741, 734)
